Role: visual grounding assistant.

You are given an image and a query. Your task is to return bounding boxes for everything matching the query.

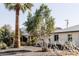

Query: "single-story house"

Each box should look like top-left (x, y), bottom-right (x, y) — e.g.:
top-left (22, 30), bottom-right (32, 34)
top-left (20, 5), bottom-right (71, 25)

top-left (50, 25), bottom-right (79, 47)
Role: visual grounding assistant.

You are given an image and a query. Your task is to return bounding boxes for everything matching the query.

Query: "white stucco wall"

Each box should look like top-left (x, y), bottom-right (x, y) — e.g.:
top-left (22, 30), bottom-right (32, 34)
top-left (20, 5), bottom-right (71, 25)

top-left (50, 32), bottom-right (79, 47)
top-left (72, 32), bottom-right (79, 47)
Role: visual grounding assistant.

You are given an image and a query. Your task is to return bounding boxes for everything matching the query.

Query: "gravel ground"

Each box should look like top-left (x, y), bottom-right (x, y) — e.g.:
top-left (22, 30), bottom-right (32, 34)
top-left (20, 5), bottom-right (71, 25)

top-left (0, 46), bottom-right (79, 56)
top-left (10, 52), bottom-right (56, 56)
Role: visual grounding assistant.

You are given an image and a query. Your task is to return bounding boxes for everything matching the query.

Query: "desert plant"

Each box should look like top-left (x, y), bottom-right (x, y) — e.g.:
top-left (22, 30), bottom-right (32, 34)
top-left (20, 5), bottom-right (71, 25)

top-left (0, 41), bottom-right (7, 49)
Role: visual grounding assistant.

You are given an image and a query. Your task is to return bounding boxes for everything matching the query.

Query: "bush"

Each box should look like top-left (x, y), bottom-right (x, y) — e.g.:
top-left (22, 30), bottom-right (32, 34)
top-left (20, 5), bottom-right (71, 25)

top-left (21, 42), bottom-right (26, 46)
top-left (0, 42), bottom-right (7, 49)
top-left (27, 36), bottom-right (38, 46)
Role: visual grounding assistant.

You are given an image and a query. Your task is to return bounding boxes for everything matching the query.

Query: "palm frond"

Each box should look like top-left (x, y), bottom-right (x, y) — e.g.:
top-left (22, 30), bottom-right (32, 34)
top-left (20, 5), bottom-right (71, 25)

top-left (4, 3), bottom-right (16, 10)
top-left (20, 3), bottom-right (33, 13)
top-left (4, 3), bottom-right (33, 12)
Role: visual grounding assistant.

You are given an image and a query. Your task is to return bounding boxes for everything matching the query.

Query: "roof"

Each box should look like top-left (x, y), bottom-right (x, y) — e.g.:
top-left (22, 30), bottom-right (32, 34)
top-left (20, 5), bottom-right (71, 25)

top-left (54, 25), bottom-right (79, 33)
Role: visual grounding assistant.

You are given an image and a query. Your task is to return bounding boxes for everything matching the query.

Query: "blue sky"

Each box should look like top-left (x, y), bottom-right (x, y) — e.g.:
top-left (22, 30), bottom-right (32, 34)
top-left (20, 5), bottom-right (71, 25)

top-left (0, 3), bottom-right (79, 30)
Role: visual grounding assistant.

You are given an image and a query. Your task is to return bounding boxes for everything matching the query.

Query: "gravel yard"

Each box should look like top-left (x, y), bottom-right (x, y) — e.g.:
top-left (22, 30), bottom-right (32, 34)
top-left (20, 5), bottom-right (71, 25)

top-left (0, 46), bottom-right (79, 56)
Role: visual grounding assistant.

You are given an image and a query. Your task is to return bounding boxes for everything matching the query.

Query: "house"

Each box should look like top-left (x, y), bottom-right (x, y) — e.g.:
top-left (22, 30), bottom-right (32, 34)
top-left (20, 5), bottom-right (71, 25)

top-left (50, 25), bottom-right (79, 48)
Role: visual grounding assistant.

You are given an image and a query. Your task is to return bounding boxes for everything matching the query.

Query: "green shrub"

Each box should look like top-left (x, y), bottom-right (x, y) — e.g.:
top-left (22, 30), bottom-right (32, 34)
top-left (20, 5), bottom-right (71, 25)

top-left (27, 36), bottom-right (38, 46)
top-left (31, 37), bottom-right (38, 46)
top-left (0, 42), bottom-right (7, 49)
top-left (21, 42), bottom-right (26, 46)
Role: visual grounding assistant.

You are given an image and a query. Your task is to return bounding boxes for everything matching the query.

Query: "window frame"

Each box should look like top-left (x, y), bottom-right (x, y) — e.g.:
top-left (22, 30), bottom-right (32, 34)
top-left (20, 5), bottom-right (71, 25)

top-left (68, 34), bottom-right (72, 42)
top-left (54, 34), bottom-right (59, 41)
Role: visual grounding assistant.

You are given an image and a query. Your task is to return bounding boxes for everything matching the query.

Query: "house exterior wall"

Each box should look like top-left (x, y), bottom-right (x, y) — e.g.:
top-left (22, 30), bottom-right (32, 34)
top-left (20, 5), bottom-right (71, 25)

top-left (50, 32), bottom-right (79, 47)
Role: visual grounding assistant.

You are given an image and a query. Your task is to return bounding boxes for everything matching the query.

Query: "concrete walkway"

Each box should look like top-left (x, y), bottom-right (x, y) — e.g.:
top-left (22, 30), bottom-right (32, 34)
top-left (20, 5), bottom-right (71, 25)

top-left (0, 46), bottom-right (55, 56)
top-left (0, 46), bottom-right (78, 56)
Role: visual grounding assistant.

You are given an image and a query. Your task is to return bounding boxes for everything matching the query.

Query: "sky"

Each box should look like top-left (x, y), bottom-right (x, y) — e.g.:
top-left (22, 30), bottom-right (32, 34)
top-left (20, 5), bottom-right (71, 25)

top-left (0, 3), bottom-right (79, 30)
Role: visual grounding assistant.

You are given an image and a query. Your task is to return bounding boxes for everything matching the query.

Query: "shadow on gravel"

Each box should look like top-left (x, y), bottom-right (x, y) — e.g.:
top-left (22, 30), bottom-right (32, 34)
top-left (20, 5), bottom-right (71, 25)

top-left (35, 50), bottom-right (48, 52)
top-left (0, 50), bottom-right (32, 56)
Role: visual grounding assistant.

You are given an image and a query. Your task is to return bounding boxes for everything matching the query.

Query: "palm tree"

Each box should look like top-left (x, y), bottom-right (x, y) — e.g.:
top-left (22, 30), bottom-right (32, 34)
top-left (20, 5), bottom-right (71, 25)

top-left (4, 3), bottom-right (33, 48)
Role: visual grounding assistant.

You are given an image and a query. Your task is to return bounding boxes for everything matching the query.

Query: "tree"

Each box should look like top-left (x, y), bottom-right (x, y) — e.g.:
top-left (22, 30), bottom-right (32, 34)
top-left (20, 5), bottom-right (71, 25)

top-left (24, 12), bottom-right (38, 45)
top-left (24, 12), bottom-right (33, 34)
top-left (24, 4), bottom-right (55, 51)
top-left (4, 3), bottom-right (33, 48)
top-left (0, 25), bottom-right (12, 46)
top-left (46, 16), bottom-right (55, 36)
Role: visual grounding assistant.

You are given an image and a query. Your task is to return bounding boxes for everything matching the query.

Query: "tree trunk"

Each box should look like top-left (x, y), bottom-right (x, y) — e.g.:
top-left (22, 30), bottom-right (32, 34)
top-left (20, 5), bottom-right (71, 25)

top-left (14, 4), bottom-right (20, 48)
top-left (42, 39), bottom-right (48, 52)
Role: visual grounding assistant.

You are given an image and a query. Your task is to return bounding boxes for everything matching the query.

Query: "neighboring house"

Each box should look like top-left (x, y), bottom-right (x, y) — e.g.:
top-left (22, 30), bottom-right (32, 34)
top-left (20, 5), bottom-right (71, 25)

top-left (55, 27), bottom-right (63, 30)
top-left (21, 25), bottom-right (79, 48)
top-left (50, 25), bottom-right (79, 47)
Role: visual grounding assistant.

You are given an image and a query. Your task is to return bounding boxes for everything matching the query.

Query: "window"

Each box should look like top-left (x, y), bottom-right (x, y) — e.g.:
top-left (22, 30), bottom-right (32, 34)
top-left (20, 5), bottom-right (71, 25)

top-left (54, 35), bottom-right (59, 41)
top-left (49, 38), bottom-right (51, 42)
top-left (68, 34), bottom-right (72, 42)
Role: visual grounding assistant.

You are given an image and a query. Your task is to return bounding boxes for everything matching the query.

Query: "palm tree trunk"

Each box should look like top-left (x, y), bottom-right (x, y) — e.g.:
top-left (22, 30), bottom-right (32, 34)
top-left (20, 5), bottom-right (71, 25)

top-left (14, 4), bottom-right (20, 48)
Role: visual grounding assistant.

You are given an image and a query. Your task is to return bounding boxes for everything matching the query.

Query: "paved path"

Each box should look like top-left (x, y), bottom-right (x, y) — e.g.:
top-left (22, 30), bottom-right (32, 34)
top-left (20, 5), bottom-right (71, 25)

top-left (0, 46), bottom-right (56, 56)
top-left (11, 52), bottom-right (56, 56)
top-left (0, 46), bottom-right (79, 56)
top-left (0, 46), bottom-right (41, 52)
